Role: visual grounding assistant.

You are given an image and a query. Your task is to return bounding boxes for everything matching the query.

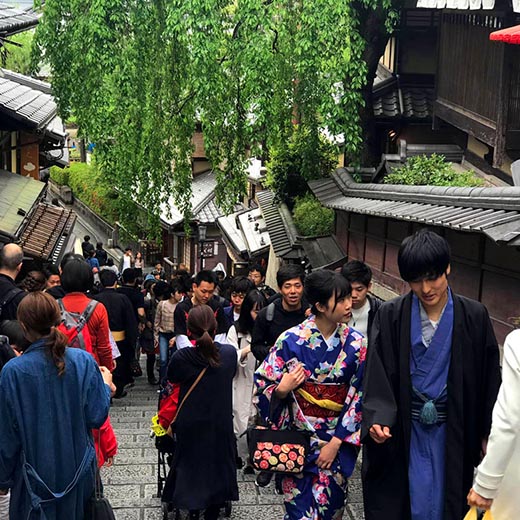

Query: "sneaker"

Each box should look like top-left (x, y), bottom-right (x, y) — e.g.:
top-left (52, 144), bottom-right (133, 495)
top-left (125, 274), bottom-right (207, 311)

top-left (243, 465), bottom-right (255, 475)
top-left (148, 378), bottom-right (159, 385)
top-left (113, 390), bottom-right (128, 399)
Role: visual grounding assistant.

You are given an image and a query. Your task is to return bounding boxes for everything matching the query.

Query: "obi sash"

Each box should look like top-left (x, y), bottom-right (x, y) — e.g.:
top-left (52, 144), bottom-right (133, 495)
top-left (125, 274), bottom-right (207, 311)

top-left (295, 381), bottom-right (347, 418)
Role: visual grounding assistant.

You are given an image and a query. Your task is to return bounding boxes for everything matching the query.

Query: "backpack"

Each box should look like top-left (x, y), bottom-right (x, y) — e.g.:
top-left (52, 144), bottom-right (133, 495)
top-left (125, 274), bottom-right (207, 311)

top-left (57, 299), bottom-right (98, 353)
top-left (265, 302), bottom-right (275, 322)
top-left (0, 287), bottom-right (23, 321)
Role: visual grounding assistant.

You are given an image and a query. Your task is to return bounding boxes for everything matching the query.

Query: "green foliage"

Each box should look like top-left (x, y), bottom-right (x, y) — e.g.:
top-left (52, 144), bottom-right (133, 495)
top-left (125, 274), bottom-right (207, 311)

top-left (292, 194), bottom-right (335, 237)
top-left (34, 0), bottom-right (396, 234)
top-left (50, 162), bottom-right (118, 222)
top-left (3, 31), bottom-right (34, 75)
top-left (266, 126), bottom-right (337, 206)
top-left (384, 154), bottom-right (485, 187)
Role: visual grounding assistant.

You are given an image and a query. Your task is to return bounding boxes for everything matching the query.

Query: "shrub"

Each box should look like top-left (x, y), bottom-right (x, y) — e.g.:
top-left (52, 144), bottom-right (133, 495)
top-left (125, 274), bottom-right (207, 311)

top-left (292, 194), bottom-right (335, 237)
top-left (49, 166), bottom-right (70, 186)
top-left (50, 162), bottom-right (119, 222)
top-left (384, 154), bottom-right (484, 187)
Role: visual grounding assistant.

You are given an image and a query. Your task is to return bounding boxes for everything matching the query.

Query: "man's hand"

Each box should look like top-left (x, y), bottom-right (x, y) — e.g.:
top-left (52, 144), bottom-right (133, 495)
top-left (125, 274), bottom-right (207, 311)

top-left (105, 457), bottom-right (114, 468)
top-left (369, 424), bottom-right (392, 444)
top-left (317, 437), bottom-right (342, 470)
top-left (168, 337), bottom-right (176, 348)
top-left (467, 488), bottom-right (493, 510)
top-left (276, 364), bottom-right (306, 398)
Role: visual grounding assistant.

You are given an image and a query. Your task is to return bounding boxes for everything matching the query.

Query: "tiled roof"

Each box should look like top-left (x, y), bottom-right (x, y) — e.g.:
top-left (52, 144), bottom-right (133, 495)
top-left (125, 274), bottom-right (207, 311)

top-left (373, 87), bottom-right (434, 119)
top-left (256, 190), bottom-right (297, 258)
top-left (0, 168), bottom-right (45, 236)
top-left (160, 170), bottom-right (217, 226)
top-left (19, 203), bottom-right (76, 261)
top-left (0, 69), bottom-right (65, 140)
top-left (309, 169), bottom-right (520, 246)
top-left (0, 4), bottom-right (39, 35)
top-left (196, 198), bottom-right (222, 224)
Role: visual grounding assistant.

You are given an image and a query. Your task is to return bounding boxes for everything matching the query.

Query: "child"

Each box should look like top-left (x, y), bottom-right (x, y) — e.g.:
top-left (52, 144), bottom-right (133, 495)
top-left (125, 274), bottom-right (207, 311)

top-left (340, 260), bottom-right (383, 340)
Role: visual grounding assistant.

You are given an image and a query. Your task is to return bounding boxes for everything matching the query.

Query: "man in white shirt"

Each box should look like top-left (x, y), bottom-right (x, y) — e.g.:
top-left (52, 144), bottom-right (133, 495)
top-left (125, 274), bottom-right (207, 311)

top-left (340, 260), bottom-right (382, 340)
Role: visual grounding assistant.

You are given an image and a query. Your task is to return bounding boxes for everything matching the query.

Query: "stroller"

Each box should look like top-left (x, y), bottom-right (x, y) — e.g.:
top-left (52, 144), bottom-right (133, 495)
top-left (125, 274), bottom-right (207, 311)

top-left (152, 380), bottom-right (232, 520)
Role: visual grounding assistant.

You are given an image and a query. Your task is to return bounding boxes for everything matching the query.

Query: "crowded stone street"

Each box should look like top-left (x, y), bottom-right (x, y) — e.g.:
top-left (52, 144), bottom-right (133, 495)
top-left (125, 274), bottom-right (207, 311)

top-left (103, 358), bottom-right (365, 520)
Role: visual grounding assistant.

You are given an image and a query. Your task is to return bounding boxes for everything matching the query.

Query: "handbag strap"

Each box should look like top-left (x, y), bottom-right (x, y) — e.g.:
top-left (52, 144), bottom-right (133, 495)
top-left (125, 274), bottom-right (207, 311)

top-left (172, 366), bottom-right (208, 424)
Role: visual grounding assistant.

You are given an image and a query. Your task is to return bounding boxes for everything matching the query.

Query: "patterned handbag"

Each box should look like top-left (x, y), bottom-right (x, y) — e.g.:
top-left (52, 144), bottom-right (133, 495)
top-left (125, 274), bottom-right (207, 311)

top-left (248, 400), bottom-right (311, 474)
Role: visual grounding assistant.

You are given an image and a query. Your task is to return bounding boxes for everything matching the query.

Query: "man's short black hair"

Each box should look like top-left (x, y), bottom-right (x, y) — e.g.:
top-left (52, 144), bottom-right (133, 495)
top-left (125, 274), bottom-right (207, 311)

top-left (398, 229), bottom-right (451, 282)
top-left (83, 235), bottom-right (90, 242)
top-left (61, 258), bottom-right (94, 293)
top-left (124, 247), bottom-right (132, 252)
top-left (96, 242), bottom-right (103, 249)
top-left (341, 260), bottom-right (372, 288)
top-left (276, 264), bottom-right (305, 288)
top-left (248, 264), bottom-right (266, 278)
top-left (122, 268), bottom-right (137, 284)
top-left (99, 269), bottom-right (118, 287)
top-left (193, 270), bottom-right (217, 287)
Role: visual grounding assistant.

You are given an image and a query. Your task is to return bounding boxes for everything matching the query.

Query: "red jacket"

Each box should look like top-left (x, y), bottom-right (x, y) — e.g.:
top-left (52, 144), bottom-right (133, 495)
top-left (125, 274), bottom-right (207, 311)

top-left (93, 417), bottom-right (117, 467)
top-left (158, 383), bottom-right (180, 429)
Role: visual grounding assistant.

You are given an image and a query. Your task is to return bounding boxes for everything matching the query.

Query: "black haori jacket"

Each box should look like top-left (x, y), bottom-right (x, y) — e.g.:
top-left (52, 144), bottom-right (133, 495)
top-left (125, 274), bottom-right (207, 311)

top-left (361, 291), bottom-right (501, 520)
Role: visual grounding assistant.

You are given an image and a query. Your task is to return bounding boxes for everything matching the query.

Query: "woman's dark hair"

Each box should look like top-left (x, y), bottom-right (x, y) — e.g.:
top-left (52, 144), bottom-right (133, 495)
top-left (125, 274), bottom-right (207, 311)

top-left (0, 319), bottom-right (29, 352)
top-left (187, 304), bottom-right (219, 367)
top-left (236, 290), bottom-right (267, 335)
top-left (19, 270), bottom-right (46, 292)
top-left (229, 276), bottom-right (254, 295)
top-left (304, 270), bottom-right (351, 315)
top-left (398, 229), bottom-right (451, 282)
top-left (17, 292), bottom-right (68, 376)
top-left (61, 258), bottom-right (94, 293)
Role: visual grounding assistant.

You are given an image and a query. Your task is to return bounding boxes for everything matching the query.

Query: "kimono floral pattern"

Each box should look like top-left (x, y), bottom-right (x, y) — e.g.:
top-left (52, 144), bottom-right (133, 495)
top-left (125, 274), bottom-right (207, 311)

top-left (254, 316), bottom-right (366, 520)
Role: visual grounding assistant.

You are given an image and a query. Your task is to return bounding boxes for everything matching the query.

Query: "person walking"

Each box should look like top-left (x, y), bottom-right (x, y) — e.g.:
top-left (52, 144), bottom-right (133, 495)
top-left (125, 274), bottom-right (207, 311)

top-left (134, 251), bottom-right (144, 278)
top-left (154, 283), bottom-right (183, 383)
top-left (255, 269), bottom-right (365, 520)
top-left (467, 327), bottom-right (520, 518)
top-left (0, 244), bottom-right (26, 321)
top-left (163, 304), bottom-right (238, 519)
top-left (361, 229), bottom-right (501, 520)
top-left (0, 292), bottom-right (113, 519)
top-left (226, 289), bottom-right (267, 472)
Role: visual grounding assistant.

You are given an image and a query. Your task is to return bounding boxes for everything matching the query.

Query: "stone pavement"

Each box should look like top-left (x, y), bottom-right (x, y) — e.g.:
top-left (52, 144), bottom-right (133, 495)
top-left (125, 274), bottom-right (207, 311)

top-left (103, 356), bottom-right (365, 520)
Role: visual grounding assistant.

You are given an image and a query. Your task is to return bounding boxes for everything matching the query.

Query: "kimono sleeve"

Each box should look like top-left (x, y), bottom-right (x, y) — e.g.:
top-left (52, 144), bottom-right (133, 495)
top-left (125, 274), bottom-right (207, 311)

top-left (334, 335), bottom-right (366, 446)
top-left (84, 354), bottom-right (111, 430)
top-left (0, 367), bottom-right (21, 489)
top-left (361, 308), bottom-right (398, 440)
top-left (254, 332), bottom-right (291, 423)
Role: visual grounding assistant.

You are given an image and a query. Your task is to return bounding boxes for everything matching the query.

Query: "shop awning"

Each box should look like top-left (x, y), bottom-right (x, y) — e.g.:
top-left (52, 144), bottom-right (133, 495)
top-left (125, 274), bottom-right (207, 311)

top-left (490, 25), bottom-right (520, 44)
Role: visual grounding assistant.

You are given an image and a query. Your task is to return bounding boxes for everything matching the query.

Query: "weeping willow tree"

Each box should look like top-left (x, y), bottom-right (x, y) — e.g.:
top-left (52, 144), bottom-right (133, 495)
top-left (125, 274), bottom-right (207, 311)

top-left (33, 0), bottom-right (399, 236)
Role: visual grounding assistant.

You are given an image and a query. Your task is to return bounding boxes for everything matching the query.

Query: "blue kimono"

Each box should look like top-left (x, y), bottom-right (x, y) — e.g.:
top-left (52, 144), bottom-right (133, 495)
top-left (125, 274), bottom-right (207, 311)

top-left (0, 341), bottom-right (111, 519)
top-left (409, 291), bottom-right (453, 520)
top-left (255, 316), bottom-right (365, 520)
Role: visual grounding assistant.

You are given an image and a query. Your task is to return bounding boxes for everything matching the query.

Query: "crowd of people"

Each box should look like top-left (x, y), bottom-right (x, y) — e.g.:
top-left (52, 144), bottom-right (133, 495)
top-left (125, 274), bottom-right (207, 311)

top-left (0, 228), bottom-right (518, 520)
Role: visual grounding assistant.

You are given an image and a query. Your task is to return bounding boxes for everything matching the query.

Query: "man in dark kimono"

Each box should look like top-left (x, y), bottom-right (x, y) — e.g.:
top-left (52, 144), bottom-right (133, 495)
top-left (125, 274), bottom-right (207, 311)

top-left (361, 229), bottom-right (501, 520)
top-left (95, 270), bottom-right (137, 398)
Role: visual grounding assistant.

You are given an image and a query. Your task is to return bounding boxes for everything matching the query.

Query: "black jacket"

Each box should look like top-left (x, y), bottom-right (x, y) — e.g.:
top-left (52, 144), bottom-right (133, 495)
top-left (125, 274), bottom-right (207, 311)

top-left (361, 291), bottom-right (501, 520)
top-left (0, 274), bottom-right (25, 321)
top-left (251, 298), bottom-right (308, 363)
top-left (367, 293), bottom-right (383, 338)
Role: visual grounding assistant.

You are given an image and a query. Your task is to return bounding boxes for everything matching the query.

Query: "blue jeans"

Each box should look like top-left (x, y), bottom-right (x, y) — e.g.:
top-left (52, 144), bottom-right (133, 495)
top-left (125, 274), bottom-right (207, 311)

top-left (159, 332), bottom-right (175, 382)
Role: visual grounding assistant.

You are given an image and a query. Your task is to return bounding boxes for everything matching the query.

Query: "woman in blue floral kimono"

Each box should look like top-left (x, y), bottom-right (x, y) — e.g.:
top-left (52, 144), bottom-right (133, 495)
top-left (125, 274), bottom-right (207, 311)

top-left (255, 269), bottom-right (365, 520)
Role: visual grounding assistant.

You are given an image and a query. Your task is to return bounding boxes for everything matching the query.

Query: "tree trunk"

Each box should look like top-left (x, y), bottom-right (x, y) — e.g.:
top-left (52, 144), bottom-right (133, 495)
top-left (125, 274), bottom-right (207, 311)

top-left (356, 3), bottom-right (402, 166)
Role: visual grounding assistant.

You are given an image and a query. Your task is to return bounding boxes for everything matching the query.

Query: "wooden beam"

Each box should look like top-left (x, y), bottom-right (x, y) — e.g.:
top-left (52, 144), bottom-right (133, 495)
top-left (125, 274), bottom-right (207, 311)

top-left (494, 42), bottom-right (511, 167)
top-left (434, 98), bottom-right (496, 147)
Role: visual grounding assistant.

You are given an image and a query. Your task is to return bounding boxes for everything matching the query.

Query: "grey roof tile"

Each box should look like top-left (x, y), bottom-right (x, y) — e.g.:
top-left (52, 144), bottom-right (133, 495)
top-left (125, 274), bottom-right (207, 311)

top-left (308, 168), bottom-right (520, 246)
top-left (0, 4), bottom-right (39, 35)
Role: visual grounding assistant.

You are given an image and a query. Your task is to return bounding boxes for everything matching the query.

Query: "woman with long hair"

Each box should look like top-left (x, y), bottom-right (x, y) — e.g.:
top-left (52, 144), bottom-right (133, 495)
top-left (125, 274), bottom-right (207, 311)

top-left (0, 292), bottom-right (113, 519)
top-left (163, 304), bottom-right (238, 520)
top-left (226, 289), bottom-right (266, 472)
top-left (255, 269), bottom-right (365, 520)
